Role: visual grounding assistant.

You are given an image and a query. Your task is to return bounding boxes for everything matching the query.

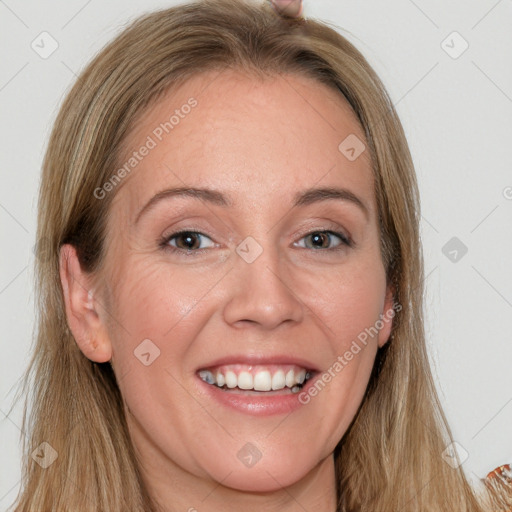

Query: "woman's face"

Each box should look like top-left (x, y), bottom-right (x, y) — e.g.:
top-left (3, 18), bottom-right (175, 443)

top-left (91, 70), bottom-right (394, 493)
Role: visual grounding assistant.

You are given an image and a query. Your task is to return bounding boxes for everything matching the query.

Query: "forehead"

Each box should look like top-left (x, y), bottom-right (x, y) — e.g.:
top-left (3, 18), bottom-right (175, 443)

top-left (111, 69), bottom-right (375, 220)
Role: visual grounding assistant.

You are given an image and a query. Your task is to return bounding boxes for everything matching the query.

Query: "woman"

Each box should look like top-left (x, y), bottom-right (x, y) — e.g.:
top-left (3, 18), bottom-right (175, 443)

top-left (10, 0), bottom-right (512, 510)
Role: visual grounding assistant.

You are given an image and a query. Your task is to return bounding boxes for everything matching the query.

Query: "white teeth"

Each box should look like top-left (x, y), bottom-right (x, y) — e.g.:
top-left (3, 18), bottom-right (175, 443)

top-left (296, 369), bottom-right (306, 384)
top-left (225, 371), bottom-right (237, 388)
top-left (285, 369), bottom-right (295, 388)
top-left (199, 366), bottom-right (312, 391)
top-left (271, 370), bottom-right (286, 390)
top-left (253, 371), bottom-right (272, 391)
top-left (238, 371), bottom-right (253, 390)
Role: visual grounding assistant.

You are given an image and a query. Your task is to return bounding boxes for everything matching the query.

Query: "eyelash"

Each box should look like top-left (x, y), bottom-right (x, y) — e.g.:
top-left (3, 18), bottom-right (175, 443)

top-left (158, 227), bottom-right (353, 256)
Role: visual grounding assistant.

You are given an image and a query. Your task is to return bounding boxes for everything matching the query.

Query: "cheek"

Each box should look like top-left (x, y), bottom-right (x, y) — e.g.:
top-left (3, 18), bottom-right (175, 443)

top-left (308, 350), bottom-right (377, 461)
top-left (105, 257), bottom-right (210, 392)
top-left (298, 254), bottom-right (387, 346)
top-left (298, 302), bottom-right (381, 457)
top-left (105, 257), bottom-right (213, 443)
top-left (292, 260), bottom-right (384, 442)
top-left (109, 255), bottom-right (214, 338)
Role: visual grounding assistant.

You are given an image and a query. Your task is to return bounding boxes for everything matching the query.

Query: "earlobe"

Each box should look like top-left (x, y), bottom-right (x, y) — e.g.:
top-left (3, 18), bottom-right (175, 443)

top-left (59, 244), bottom-right (112, 363)
top-left (377, 284), bottom-right (397, 348)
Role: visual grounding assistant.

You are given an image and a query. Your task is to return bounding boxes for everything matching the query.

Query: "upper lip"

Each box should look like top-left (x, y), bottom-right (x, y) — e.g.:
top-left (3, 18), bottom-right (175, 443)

top-left (196, 354), bottom-right (320, 373)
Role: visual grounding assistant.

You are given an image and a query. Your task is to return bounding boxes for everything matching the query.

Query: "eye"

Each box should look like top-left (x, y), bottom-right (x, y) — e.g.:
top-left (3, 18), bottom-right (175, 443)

top-left (294, 230), bottom-right (351, 250)
top-left (158, 228), bottom-right (352, 256)
top-left (160, 230), bottom-right (215, 253)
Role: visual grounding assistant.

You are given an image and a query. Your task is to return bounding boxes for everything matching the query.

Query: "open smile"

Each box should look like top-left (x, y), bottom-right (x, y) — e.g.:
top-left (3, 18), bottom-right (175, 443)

top-left (195, 358), bottom-right (320, 415)
top-left (198, 363), bottom-right (314, 394)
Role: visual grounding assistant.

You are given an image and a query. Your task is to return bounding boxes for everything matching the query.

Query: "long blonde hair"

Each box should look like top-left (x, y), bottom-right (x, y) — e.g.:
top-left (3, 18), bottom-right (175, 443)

top-left (9, 0), bottom-right (511, 510)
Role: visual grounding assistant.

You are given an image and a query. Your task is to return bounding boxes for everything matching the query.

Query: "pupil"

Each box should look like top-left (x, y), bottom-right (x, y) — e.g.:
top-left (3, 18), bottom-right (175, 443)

top-left (180, 233), bottom-right (198, 250)
top-left (312, 232), bottom-right (327, 248)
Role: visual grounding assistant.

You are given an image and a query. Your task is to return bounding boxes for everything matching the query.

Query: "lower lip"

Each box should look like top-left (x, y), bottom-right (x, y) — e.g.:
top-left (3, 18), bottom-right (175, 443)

top-left (196, 374), bottom-right (317, 416)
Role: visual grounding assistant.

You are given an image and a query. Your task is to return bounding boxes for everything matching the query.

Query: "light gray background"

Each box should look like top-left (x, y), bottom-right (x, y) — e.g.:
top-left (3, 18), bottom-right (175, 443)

top-left (1, 0), bottom-right (511, 508)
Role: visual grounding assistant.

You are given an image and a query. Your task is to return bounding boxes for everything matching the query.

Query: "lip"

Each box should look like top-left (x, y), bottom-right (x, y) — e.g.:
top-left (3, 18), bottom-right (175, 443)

top-left (195, 354), bottom-right (320, 416)
top-left (196, 354), bottom-right (320, 373)
top-left (196, 372), bottom-right (319, 416)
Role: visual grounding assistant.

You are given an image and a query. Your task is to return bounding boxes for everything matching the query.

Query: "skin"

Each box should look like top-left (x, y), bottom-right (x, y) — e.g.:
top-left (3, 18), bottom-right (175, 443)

top-left (60, 69), bottom-right (395, 512)
top-left (270, 0), bottom-right (303, 18)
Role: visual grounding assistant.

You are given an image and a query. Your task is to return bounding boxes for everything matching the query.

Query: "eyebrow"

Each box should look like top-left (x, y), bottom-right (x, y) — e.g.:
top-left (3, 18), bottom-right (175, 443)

top-left (134, 185), bottom-right (369, 225)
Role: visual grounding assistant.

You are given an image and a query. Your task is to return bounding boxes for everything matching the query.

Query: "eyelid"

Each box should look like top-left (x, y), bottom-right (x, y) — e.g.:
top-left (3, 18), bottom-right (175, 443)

top-left (159, 221), bottom-right (353, 255)
top-left (293, 220), bottom-right (352, 245)
top-left (160, 229), bottom-right (216, 252)
top-left (294, 230), bottom-right (350, 248)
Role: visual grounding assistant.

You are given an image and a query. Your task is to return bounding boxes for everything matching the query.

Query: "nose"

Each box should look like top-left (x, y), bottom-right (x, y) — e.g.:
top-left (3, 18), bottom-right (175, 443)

top-left (222, 242), bottom-right (304, 330)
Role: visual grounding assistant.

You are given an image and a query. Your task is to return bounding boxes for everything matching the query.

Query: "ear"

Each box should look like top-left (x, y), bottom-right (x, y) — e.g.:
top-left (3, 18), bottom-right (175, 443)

top-left (59, 244), bottom-right (112, 362)
top-left (377, 283), bottom-right (397, 348)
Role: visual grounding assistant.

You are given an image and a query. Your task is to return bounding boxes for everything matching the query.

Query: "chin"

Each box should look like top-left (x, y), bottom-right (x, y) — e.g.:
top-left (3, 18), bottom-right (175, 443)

top-left (205, 456), bottom-right (315, 493)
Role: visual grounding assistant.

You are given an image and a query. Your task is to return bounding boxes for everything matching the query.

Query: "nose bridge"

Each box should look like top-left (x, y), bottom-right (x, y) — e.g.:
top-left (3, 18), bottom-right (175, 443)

top-left (222, 235), bottom-right (303, 329)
